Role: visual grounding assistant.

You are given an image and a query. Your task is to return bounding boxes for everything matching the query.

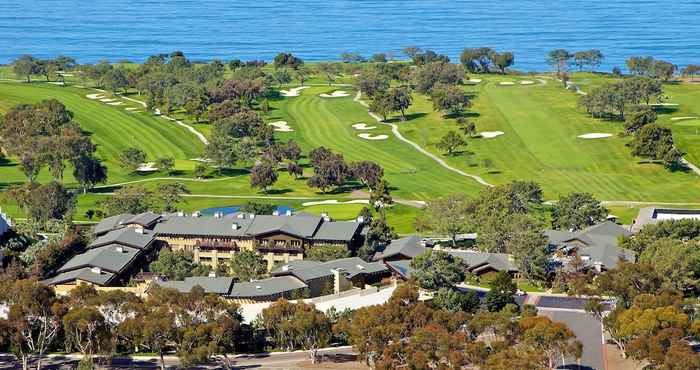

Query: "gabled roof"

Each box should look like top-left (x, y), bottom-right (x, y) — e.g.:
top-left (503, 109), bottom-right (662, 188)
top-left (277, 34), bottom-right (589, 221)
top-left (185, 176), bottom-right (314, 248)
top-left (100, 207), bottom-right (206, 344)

top-left (90, 228), bottom-right (155, 250)
top-left (312, 221), bottom-right (361, 241)
top-left (229, 276), bottom-right (308, 298)
top-left (154, 216), bottom-right (252, 237)
top-left (44, 267), bottom-right (116, 286)
top-left (122, 212), bottom-right (161, 228)
top-left (447, 250), bottom-right (518, 273)
top-left (270, 260), bottom-right (323, 275)
top-left (373, 235), bottom-right (427, 261)
top-left (386, 260), bottom-right (415, 279)
top-left (244, 214), bottom-right (322, 238)
top-left (272, 257), bottom-right (388, 282)
top-left (154, 276), bottom-right (234, 295)
top-left (577, 245), bottom-right (636, 270)
top-left (58, 244), bottom-right (140, 274)
top-left (93, 214), bottom-right (134, 235)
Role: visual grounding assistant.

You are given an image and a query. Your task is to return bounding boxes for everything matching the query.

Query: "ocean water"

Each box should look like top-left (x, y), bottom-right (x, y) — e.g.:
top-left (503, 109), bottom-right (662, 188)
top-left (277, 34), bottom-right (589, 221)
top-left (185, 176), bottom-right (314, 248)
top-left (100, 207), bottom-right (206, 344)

top-left (1, 0), bottom-right (699, 71)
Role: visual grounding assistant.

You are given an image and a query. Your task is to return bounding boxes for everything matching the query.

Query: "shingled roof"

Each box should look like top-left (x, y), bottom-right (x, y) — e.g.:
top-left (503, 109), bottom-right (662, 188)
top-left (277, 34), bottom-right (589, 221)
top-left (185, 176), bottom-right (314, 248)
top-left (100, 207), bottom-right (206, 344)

top-left (44, 267), bottom-right (115, 286)
top-left (90, 228), bottom-right (155, 250)
top-left (447, 250), bottom-right (518, 274)
top-left (229, 276), bottom-right (308, 298)
top-left (546, 221), bottom-right (635, 270)
top-left (93, 214), bottom-right (134, 236)
top-left (373, 235), bottom-right (427, 261)
top-left (154, 276), bottom-right (234, 295)
top-left (58, 244), bottom-right (140, 275)
top-left (271, 257), bottom-right (388, 282)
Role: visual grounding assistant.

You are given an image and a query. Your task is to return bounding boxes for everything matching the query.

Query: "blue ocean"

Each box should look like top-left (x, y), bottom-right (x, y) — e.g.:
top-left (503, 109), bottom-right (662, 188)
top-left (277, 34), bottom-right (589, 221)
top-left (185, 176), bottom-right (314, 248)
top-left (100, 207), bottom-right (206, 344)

top-left (1, 0), bottom-right (698, 71)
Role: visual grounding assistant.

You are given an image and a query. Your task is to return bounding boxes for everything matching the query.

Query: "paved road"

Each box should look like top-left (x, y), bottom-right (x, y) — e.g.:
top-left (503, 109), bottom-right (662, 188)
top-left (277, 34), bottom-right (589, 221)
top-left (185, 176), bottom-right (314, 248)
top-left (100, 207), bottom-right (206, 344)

top-left (539, 309), bottom-right (605, 370)
top-left (0, 347), bottom-right (358, 370)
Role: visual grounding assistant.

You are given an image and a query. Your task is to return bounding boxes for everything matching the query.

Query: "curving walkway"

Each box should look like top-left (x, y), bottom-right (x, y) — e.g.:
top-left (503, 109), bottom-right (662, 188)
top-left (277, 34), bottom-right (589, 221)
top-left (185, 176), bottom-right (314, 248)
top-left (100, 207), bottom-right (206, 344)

top-left (353, 91), bottom-right (493, 187)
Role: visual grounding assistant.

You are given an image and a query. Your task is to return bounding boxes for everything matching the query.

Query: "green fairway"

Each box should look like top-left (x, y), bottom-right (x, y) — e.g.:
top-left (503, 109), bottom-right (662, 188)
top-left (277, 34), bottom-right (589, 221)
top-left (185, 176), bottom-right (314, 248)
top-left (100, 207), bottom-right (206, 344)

top-left (268, 86), bottom-right (485, 200)
top-left (392, 74), bottom-right (700, 202)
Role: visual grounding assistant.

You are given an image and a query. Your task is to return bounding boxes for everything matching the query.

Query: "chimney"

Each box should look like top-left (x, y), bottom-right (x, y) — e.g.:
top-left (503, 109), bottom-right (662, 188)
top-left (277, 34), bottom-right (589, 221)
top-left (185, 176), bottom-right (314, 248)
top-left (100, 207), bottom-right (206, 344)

top-left (356, 215), bottom-right (365, 223)
top-left (321, 213), bottom-right (330, 222)
top-left (273, 210), bottom-right (280, 216)
top-left (285, 209), bottom-right (292, 216)
top-left (249, 214), bottom-right (255, 219)
top-left (115, 246), bottom-right (124, 253)
top-left (282, 265), bottom-right (289, 272)
top-left (91, 267), bottom-right (102, 274)
top-left (208, 271), bottom-right (217, 278)
top-left (237, 213), bottom-right (245, 219)
top-left (177, 211), bottom-right (184, 217)
top-left (134, 227), bottom-right (144, 234)
top-left (192, 211), bottom-right (201, 218)
top-left (214, 212), bottom-right (221, 218)
top-left (231, 223), bottom-right (239, 230)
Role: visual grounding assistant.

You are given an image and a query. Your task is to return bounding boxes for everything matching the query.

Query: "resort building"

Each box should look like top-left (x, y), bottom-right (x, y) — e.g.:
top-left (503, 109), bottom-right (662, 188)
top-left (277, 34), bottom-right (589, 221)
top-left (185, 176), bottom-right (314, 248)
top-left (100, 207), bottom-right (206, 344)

top-left (0, 208), bottom-right (12, 239)
top-left (546, 221), bottom-right (635, 272)
top-left (46, 211), bottom-right (364, 289)
top-left (631, 207), bottom-right (700, 233)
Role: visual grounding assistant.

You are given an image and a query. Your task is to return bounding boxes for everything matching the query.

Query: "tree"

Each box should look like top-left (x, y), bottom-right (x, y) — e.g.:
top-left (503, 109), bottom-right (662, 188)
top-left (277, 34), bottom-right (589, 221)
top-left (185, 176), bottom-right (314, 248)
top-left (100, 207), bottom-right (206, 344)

top-left (62, 307), bottom-right (110, 367)
top-left (154, 157), bottom-right (175, 174)
top-left (118, 147), bottom-right (147, 173)
top-left (193, 163), bottom-right (207, 178)
top-left (141, 306), bottom-right (177, 370)
top-left (491, 51), bottom-right (515, 73)
top-left (205, 137), bottom-right (241, 170)
top-left (415, 194), bottom-right (469, 245)
top-left (552, 192), bottom-right (607, 231)
top-left (369, 179), bottom-right (393, 211)
top-left (0, 279), bottom-right (62, 370)
top-left (411, 249), bottom-right (467, 290)
top-left (402, 46), bottom-right (422, 60)
top-left (412, 61), bottom-right (465, 93)
top-left (359, 213), bottom-right (397, 260)
top-left (307, 152), bottom-right (350, 193)
top-left (273, 52), bottom-right (303, 69)
top-left (354, 70), bottom-right (389, 98)
top-left (13, 55), bottom-right (41, 82)
top-left (228, 250), bottom-right (267, 281)
top-left (72, 155), bottom-right (108, 194)
top-left (484, 272), bottom-right (517, 312)
top-left (682, 64), bottom-right (700, 80)
top-left (100, 184), bottom-right (153, 215)
top-left (507, 215), bottom-right (550, 282)
top-left (433, 287), bottom-right (480, 313)
top-left (652, 60), bottom-right (677, 81)
top-left (519, 316), bottom-right (583, 369)
top-left (261, 300), bottom-right (332, 362)
top-left (316, 63), bottom-right (339, 86)
top-left (436, 131), bottom-right (467, 155)
top-left (388, 86), bottom-right (412, 121)
top-left (295, 65), bottom-right (311, 86)
top-left (240, 201), bottom-right (275, 215)
top-left (629, 124), bottom-right (682, 168)
top-left (573, 49), bottom-right (604, 71)
top-left (621, 218), bottom-right (700, 255)
top-left (305, 244), bottom-right (351, 262)
top-left (250, 162), bottom-right (278, 193)
top-left (349, 161), bottom-right (384, 191)
top-left (103, 68), bottom-right (129, 94)
top-left (547, 49), bottom-right (572, 75)
top-left (456, 117), bottom-right (477, 137)
top-left (155, 183), bottom-right (189, 212)
top-left (624, 106), bottom-right (657, 135)
top-left (149, 248), bottom-right (198, 280)
top-left (273, 68), bottom-right (292, 86)
top-left (431, 83), bottom-right (471, 117)
top-left (10, 181), bottom-right (75, 226)
top-left (638, 238), bottom-right (700, 293)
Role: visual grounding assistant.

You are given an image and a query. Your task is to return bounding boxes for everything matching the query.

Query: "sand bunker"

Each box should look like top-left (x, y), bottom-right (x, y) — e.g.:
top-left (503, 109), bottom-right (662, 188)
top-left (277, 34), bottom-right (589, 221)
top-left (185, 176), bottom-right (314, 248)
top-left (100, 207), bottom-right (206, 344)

top-left (107, 101), bottom-right (124, 106)
top-left (137, 162), bottom-right (158, 172)
top-left (352, 123), bottom-right (377, 130)
top-left (520, 80), bottom-right (535, 85)
top-left (100, 98), bottom-right (115, 102)
top-left (320, 90), bottom-right (350, 98)
top-left (280, 86), bottom-right (310, 97)
top-left (499, 82), bottom-right (515, 86)
top-left (466, 79), bottom-right (482, 84)
top-left (671, 116), bottom-right (698, 121)
top-left (480, 131), bottom-right (505, 138)
top-left (578, 133), bottom-right (612, 139)
top-left (268, 121), bottom-right (294, 132)
top-left (125, 107), bottom-right (138, 111)
top-left (86, 93), bottom-right (104, 100)
top-left (301, 199), bottom-right (370, 207)
top-left (358, 133), bottom-right (388, 140)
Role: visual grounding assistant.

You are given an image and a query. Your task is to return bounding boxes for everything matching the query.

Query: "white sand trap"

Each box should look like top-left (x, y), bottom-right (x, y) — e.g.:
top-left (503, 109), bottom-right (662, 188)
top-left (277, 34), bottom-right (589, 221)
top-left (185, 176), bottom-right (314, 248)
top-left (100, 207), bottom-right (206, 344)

top-left (671, 116), bottom-right (698, 121)
top-left (499, 82), bottom-right (515, 86)
top-left (125, 107), bottom-right (138, 111)
top-left (466, 79), bottom-right (482, 84)
top-left (280, 86), bottom-right (310, 97)
top-left (86, 93), bottom-right (104, 100)
top-left (578, 133), bottom-right (612, 139)
top-left (480, 131), bottom-right (505, 138)
top-left (358, 133), bottom-right (388, 140)
top-left (137, 162), bottom-right (158, 172)
top-left (268, 121), bottom-right (294, 132)
top-left (107, 101), bottom-right (124, 106)
top-left (352, 123), bottom-right (377, 130)
top-left (320, 90), bottom-right (350, 98)
top-left (301, 199), bottom-right (369, 207)
top-left (520, 80), bottom-right (535, 85)
top-left (100, 98), bottom-right (115, 102)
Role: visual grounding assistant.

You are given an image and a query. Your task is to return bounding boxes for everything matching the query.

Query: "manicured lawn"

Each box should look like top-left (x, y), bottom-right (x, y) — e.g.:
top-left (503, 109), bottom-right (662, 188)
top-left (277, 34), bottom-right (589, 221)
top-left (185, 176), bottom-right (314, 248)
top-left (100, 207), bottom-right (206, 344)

top-left (393, 74), bottom-right (700, 202)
